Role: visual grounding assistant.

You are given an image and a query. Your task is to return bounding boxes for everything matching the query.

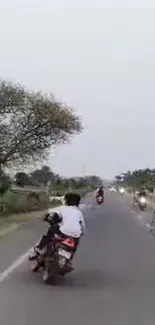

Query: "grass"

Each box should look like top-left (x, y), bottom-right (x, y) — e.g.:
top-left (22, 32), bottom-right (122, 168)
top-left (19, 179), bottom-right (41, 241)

top-left (1, 190), bottom-right (50, 215)
top-left (0, 187), bottom-right (91, 237)
top-left (0, 201), bottom-right (60, 238)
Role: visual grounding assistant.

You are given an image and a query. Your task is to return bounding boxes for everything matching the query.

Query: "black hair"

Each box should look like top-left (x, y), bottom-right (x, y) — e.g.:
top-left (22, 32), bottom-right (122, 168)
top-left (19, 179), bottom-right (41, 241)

top-left (64, 193), bottom-right (81, 207)
top-left (74, 193), bottom-right (81, 207)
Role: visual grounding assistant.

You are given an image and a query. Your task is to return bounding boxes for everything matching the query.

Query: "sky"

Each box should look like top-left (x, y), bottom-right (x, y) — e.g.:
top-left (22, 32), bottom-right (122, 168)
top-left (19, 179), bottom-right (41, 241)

top-left (0, 0), bottom-right (155, 179)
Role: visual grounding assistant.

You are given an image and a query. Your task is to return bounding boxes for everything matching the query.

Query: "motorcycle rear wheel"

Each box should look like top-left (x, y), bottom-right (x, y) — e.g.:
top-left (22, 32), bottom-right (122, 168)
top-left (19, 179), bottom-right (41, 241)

top-left (42, 264), bottom-right (57, 285)
top-left (42, 269), bottom-right (51, 284)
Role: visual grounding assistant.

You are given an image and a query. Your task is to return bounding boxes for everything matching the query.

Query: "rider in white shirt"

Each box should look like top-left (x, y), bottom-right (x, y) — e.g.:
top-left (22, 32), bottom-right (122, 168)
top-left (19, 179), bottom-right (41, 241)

top-left (57, 204), bottom-right (85, 238)
top-left (30, 193), bottom-right (85, 262)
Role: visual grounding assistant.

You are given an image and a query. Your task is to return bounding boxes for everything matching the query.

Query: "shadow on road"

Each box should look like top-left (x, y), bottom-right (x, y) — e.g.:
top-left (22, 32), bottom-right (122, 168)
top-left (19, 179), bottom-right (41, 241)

top-left (58, 269), bottom-right (142, 291)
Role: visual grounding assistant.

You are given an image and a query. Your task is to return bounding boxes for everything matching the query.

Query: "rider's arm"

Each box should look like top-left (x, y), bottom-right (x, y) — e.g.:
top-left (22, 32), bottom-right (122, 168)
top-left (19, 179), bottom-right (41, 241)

top-left (52, 212), bottom-right (62, 224)
top-left (44, 212), bottom-right (62, 225)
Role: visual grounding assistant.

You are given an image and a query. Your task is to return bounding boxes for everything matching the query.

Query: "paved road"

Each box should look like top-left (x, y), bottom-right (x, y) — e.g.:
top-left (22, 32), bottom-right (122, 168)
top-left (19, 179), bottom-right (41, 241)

top-left (116, 191), bottom-right (154, 229)
top-left (1, 193), bottom-right (155, 324)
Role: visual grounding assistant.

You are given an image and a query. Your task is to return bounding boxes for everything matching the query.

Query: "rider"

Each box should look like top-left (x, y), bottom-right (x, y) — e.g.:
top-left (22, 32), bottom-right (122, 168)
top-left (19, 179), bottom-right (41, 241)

top-left (138, 186), bottom-right (147, 197)
top-left (29, 193), bottom-right (85, 264)
top-left (96, 185), bottom-right (104, 199)
top-left (133, 186), bottom-right (147, 205)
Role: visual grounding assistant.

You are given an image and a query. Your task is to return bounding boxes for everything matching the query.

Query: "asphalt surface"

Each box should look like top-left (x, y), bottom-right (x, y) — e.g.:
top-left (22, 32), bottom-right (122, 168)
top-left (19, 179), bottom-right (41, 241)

top-left (1, 192), bottom-right (155, 324)
top-left (119, 191), bottom-right (155, 229)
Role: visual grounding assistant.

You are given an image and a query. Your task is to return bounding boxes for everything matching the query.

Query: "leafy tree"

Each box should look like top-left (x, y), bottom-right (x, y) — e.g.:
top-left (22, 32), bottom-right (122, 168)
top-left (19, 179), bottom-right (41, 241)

top-left (0, 80), bottom-right (82, 169)
top-left (0, 170), bottom-right (11, 211)
top-left (115, 168), bottom-right (155, 192)
top-left (115, 175), bottom-right (122, 181)
top-left (12, 163), bottom-right (103, 195)
top-left (15, 172), bottom-right (31, 187)
top-left (30, 165), bottom-right (55, 186)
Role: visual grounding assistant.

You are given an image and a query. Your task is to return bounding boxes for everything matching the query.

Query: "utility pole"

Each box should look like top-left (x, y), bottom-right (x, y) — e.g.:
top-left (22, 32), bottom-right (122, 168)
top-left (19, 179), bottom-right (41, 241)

top-left (47, 180), bottom-right (51, 196)
top-left (82, 164), bottom-right (86, 177)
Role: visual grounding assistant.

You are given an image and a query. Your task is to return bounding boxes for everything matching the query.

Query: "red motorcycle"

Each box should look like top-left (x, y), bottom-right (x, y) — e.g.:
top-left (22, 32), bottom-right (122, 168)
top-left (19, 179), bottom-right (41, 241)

top-left (29, 236), bottom-right (77, 285)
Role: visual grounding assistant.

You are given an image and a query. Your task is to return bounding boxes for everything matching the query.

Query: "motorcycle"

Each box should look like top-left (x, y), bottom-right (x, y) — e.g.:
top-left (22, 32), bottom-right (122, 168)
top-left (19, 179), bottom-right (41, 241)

top-left (119, 187), bottom-right (125, 195)
top-left (138, 196), bottom-right (147, 211)
top-left (96, 195), bottom-right (104, 204)
top-left (29, 236), bottom-right (77, 285)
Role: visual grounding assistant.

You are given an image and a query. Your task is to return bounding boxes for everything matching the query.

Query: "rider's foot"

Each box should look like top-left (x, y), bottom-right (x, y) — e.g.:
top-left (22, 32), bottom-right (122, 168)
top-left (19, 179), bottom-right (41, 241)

top-left (29, 250), bottom-right (38, 261)
top-left (29, 247), bottom-right (44, 260)
top-left (34, 247), bottom-right (45, 255)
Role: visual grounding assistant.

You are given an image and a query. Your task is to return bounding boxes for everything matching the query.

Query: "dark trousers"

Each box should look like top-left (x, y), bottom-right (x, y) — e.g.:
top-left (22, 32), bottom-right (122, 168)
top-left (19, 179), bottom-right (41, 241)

top-left (37, 225), bottom-right (79, 254)
top-left (37, 224), bottom-right (60, 249)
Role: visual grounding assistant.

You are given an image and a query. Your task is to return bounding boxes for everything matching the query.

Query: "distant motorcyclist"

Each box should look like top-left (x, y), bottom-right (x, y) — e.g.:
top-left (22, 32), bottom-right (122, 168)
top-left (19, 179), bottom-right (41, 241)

top-left (96, 186), bottom-right (104, 199)
top-left (133, 187), bottom-right (147, 205)
top-left (137, 186), bottom-right (147, 197)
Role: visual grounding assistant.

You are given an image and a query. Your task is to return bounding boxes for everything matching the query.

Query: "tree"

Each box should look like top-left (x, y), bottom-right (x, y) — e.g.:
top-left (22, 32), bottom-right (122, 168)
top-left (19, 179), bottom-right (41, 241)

top-left (0, 80), bottom-right (82, 169)
top-left (115, 175), bottom-right (122, 181)
top-left (30, 165), bottom-right (55, 186)
top-left (0, 171), bottom-right (11, 211)
top-left (114, 168), bottom-right (155, 192)
top-left (15, 172), bottom-right (31, 187)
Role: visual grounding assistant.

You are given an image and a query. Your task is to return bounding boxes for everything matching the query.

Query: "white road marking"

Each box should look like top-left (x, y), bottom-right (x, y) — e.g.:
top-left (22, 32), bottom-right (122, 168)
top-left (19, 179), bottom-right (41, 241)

top-left (0, 250), bottom-right (31, 284)
top-left (0, 203), bottom-right (89, 284)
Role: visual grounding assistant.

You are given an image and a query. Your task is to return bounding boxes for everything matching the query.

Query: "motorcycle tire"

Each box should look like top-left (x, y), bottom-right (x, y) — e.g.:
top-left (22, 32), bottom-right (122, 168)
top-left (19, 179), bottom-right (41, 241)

top-left (42, 268), bottom-right (57, 285)
top-left (42, 259), bottom-right (57, 285)
top-left (42, 269), bottom-right (51, 284)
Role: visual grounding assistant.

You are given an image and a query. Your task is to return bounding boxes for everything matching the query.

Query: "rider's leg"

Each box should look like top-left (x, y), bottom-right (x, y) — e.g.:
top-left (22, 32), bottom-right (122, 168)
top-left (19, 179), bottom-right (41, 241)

top-left (29, 225), bottom-right (59, 260)
top-left (36, 224), bottom-right (60, 250)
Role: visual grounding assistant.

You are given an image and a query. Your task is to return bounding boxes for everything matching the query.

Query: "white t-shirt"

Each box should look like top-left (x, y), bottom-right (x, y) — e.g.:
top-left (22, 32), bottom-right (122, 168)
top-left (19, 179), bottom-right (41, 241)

top-left (57, 206), bottom-right (85, 238)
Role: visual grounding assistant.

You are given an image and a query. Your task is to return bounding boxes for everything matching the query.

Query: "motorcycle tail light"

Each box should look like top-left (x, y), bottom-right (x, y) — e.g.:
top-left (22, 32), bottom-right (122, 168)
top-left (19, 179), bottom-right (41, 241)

top-left (61, 238), bottom-right (76, 248)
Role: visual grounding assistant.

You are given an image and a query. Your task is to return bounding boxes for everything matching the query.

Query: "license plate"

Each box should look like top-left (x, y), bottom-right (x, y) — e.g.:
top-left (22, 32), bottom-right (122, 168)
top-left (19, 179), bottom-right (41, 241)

top-left (58, 249), bottom-right (71, 259)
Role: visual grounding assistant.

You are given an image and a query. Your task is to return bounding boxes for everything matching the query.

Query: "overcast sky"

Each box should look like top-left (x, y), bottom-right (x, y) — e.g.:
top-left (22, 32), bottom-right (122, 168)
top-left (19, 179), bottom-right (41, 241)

top-left (1, 0), bottom-right (155, 179)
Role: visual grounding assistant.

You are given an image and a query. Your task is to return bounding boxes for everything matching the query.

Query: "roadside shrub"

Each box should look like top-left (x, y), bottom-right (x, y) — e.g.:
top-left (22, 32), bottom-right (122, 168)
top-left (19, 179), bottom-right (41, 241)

top-left (49, 198), bottom-right (61, 207)
top-left (50, 187), bottom-right (91, 198)
top-left (0, 186), bottom-right (91, 216)
top-left (1, 190), bottom-right (49, 216)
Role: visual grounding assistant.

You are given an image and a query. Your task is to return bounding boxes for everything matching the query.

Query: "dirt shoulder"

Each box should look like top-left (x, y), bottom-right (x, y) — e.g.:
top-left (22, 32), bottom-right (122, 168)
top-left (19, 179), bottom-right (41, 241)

top-left (0, 203), bottom-right (61, 237)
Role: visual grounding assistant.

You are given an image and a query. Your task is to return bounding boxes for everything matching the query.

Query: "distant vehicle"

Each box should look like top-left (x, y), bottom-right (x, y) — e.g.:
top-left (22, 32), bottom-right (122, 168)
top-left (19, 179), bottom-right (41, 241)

top-left (119, 187), bottom-right (125, 195)
top-left (138, 196), bottom-right (147, 211)
top-left (96, 195), bottom-right (104, 205)
top-left (109, 186), bottom-right (116, 192)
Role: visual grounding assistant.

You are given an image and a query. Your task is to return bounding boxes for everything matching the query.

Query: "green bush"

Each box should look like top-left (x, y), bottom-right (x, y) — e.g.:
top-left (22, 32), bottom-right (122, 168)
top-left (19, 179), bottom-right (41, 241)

top-left (1, 190), bottom-right (49, 216)
top-left (50, 187), bottom-right (91, 198)
top-left (2, 191), bottom-right (20, 214)
top-left (0, 186), bottom-right (91, 217)
top-left (49, 198), bottom-right (62, 206)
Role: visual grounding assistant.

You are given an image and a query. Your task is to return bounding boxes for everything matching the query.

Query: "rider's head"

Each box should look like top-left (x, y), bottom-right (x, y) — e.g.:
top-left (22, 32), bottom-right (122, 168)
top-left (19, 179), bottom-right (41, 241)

top-left (74, 194), bottom-right (81, 207)
top-left (64, 193), bottom-right (81, 207)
